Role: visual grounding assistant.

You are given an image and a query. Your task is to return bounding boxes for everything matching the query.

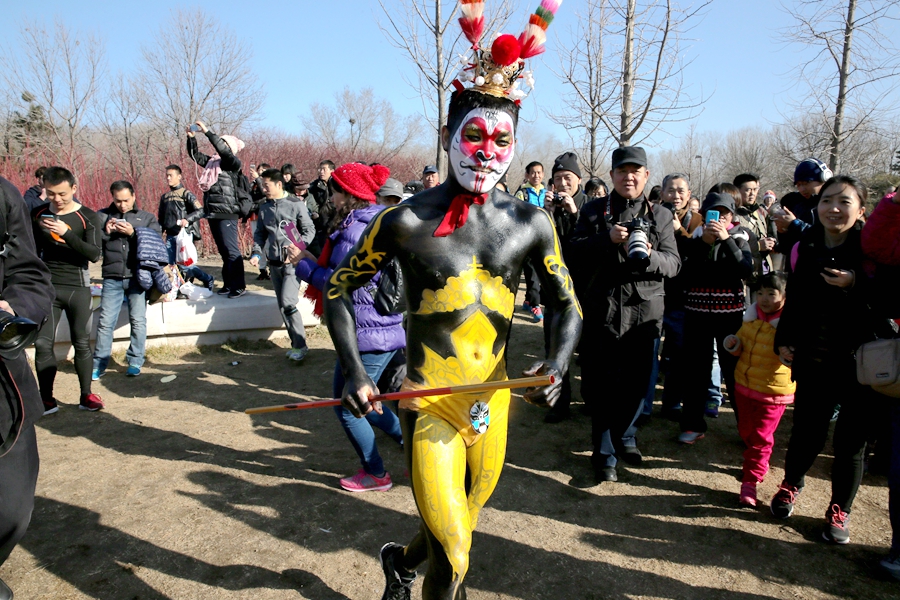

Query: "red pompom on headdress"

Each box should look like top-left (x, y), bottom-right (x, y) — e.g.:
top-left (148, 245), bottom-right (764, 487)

top-left (490, 34), bottom-right (521, 67)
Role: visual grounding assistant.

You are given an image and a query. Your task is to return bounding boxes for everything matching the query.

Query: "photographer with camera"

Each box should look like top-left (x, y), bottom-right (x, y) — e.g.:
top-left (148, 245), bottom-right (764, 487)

top-left (540, 153), bottom-right (588, 422)
top-left (677, 192), bottom-right (754, 444)
top-left (567, 147), bottom-right (680, 482)
top-left (0, 176), bottom-right (54, 600)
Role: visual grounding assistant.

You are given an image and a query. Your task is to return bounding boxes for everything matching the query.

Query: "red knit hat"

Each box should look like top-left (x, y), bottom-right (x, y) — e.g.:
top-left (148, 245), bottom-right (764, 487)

top-left (331, 163), bottom-right (391, 203)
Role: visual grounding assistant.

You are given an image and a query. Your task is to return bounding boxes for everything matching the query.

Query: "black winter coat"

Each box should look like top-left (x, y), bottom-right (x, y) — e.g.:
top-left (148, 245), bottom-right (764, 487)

top-left (0, 177), bottom-right (54, 440)
top-left (775, 223), bottom-right (878, 377)
top-left (158, 186), bottom-right (203, 236)
top-left (99, 204), bottom-right (162, 279)
top-left (566, 191), bottom-right (681, 338)
top-left (187, 131), bottom-right (243, 219)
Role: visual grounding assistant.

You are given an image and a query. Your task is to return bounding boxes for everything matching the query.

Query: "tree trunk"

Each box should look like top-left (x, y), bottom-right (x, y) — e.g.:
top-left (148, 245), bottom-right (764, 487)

top-left (619, 0), bottom-right (636, 147)
top-left (434, 1), bottom-right (447, 176)
top-left (829, 0), bottom-right (856, 173)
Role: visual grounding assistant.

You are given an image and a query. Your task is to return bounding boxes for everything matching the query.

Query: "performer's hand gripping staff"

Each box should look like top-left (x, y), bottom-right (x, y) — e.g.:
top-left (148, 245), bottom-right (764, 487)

top-left (244, 375), bottom-right (556, 415)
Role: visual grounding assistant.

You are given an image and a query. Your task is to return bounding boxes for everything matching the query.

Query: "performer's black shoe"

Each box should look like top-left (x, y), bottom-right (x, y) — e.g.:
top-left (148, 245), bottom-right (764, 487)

top-left (0, 576), bottom-right (13, 600)
top-left (380, 542), bottom-right (416, 600)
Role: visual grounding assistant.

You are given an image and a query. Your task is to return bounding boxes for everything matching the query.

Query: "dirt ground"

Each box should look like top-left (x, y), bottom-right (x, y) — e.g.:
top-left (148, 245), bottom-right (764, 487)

top-left (1, 259), bottom-right (897, 600)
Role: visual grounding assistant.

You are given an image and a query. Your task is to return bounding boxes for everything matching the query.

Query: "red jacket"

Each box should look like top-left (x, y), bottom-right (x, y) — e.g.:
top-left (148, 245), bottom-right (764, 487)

top-left (862, 194), bottom-right (900, 266)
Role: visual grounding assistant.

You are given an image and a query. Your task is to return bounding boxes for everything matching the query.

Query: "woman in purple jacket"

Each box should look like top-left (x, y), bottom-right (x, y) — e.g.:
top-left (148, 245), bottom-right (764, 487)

top-left (290, 162), bottom-right (405, 493)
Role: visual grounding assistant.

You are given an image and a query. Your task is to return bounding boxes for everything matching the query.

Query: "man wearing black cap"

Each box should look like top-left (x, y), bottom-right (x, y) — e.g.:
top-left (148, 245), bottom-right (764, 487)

top-left (422, 165), bottom-right (440, 190)
top-left (542, 152), bottom-right (588, 421)
top-left (567, 146), bottom-right (681, 482)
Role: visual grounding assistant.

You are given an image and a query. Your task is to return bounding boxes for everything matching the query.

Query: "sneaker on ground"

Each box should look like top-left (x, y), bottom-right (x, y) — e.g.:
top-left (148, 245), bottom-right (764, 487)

top-left (880, 550), bottom-right (900, 581)
top-left (43, 398), bottom-right (59, 415)
top-left (126, 365), bottom-right (141, 377)
top-left (770, 480), bottom-right (801, 519)
top-left (206, 278), bottom-right (215, 292)
top-left (530, 305), bottom-right (544, 322)
top-left (91, 368), bottom-right (105, 381)
top-left (704, 400), bottom-right (719, 418)
top-left (216, 287), bottom-right (231, 296)
top-left (340, 468), bottom-right (392, 492)
top-left (380, 542), bottom-right (416, 600)
top-left (79, 393), bottom-right (105, 411)
top-left (739, 482), bottom-right (758, 507)
top-left (228, 288), bottom-right (246, 299)
top-left (522, 301), bottom-right (532, 311)
top-left (678, 431), bottom-right (705, 444)
top-left (256, 270), bottom-right (270, 281)
top-left (822, 503), bottom-right (850, 544)
top-left (287, 347), bottom-right (309, 362)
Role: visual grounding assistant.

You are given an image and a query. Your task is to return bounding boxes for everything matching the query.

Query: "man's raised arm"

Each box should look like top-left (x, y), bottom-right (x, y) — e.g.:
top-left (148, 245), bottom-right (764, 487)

top-left (323, 207), bottom-right (399, 417)
top-left (522, 212), bottom-right (583, 406)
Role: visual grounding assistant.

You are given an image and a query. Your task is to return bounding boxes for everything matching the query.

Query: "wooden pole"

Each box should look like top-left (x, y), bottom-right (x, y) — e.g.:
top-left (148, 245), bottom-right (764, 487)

top-left (244, 375), bottom-right (556, 415)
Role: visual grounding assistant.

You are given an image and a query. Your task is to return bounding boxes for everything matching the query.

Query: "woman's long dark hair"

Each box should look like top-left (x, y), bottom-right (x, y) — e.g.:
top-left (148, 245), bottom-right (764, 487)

top-left (327, 177), bottom-right (372, 234)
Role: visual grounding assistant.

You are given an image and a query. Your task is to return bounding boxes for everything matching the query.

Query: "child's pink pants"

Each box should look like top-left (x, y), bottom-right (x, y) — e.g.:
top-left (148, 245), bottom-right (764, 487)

top-left (735, 390), bottom-right (788, 484)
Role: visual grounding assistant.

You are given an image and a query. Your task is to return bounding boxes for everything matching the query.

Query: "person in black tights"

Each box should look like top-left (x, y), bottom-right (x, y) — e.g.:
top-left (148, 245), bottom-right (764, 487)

top-left (31, 166), bottom-right (104, 413)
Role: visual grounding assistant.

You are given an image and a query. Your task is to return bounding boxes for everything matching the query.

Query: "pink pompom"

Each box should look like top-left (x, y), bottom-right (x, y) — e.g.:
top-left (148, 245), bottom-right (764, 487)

top-left (491, 34), bottom-right (521, 67)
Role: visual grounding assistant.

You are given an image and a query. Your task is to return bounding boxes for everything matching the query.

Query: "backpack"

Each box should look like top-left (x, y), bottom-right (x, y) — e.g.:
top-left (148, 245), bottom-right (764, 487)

top-left (232, 171), bottom-right (254, 219)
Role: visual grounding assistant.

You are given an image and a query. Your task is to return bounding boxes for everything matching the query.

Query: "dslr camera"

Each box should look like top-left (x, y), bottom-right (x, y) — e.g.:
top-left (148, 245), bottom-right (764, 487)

top-left (620, 217), bottom-right (651, 262)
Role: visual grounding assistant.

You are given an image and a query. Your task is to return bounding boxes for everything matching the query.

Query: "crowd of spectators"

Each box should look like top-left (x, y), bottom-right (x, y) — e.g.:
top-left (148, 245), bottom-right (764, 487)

top-left (6, 133), bottom-right (900, 584)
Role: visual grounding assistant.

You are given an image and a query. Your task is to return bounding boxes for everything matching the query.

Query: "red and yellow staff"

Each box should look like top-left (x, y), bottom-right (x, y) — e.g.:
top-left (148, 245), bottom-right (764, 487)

top-left (244, 375), bottom-right (555, 415)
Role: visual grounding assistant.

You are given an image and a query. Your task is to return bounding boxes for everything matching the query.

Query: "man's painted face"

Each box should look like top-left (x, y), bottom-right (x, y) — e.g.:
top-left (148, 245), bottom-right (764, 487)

top-left (449, 107), bottom-right (515, 193)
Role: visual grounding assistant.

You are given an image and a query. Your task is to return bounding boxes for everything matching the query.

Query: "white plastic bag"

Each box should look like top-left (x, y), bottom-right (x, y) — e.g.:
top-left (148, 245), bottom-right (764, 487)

top-left (175, 228), bottom-right (198, 267)
top-left (178, 281), bottom-right (213, 301)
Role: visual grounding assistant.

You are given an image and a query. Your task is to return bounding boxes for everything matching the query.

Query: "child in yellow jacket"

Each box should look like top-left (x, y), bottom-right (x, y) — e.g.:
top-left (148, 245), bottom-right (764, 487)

top-left (724, 272), bottom-right (796, 507)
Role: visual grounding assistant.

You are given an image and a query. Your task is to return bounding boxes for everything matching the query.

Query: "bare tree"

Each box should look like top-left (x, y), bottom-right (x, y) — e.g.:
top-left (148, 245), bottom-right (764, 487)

top-left (779, 0), bottom-right (900, 172)
top-left (304, 87), bottom-right (424, 161)
top-left (0, 19), bottom-right (105, 163)
top-left (96, 76), bottom-right (164, 186)
top-left (551, 0), bottom-right (618, 176)
top-left (376, 0), bottom-right (518, 175)
top-left (556, 0), bottom-right (710, 150)
top-left (139, 8), bottom-right (264, 144)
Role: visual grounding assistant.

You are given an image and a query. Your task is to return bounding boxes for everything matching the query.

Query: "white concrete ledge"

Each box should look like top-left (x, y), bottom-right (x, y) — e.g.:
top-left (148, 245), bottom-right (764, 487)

top-left (26, 287), bottom-right (320, 361)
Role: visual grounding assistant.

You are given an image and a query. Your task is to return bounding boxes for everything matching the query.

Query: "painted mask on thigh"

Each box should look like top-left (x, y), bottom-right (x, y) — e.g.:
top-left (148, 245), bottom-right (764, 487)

top-left (448, 107), bottom-right (516, 194)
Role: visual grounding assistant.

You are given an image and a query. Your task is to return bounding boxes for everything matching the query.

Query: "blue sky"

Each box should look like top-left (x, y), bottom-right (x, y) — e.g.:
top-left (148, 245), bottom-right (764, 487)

top-left (2, 1), bottom-right (890, 151)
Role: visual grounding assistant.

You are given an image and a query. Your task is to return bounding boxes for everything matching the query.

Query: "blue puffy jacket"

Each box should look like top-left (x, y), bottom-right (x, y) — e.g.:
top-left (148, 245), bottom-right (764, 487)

top-left (135, 227), bottom-right (171, 293)
top-left (296, 204), bottom-right (405, 353)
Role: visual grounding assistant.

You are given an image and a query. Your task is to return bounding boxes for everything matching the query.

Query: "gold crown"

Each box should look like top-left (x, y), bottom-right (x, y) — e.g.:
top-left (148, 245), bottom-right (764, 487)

top-left (472, 51), bottom-right (524, 98)
top-left (455, 47), bottom-right (531, 101)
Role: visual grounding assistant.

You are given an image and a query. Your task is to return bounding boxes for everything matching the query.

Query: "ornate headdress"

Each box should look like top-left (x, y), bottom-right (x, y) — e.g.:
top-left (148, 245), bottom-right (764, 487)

top-left (453, 0), bottom-right (562, 103)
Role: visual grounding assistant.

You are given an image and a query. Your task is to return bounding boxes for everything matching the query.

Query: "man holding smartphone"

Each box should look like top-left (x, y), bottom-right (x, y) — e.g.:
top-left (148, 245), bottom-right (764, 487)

top-left (31, 167), bottom-right (104, 413)
top-left (92, 181), bottom-right (161, 380)
top-left (250, 169), bottom-right (315, 361)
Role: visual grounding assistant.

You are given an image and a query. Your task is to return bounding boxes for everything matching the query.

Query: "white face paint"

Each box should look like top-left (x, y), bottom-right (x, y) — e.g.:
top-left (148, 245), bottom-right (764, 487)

top-left (448, 107), bottom-right (516, 193)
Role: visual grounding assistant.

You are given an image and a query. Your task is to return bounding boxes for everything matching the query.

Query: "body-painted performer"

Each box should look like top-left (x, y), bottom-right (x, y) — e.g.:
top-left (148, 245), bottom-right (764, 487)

top-left (323, 3), bottom-right (579, 598)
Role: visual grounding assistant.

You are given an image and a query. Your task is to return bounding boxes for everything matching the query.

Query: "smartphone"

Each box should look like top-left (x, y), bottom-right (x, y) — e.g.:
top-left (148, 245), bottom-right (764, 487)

top-left (706, 210), bottom-right (720, 223)
top-left (283, 222), bottom-right (306, 250)
top-left (822, 256), bottom-right (839, 277)
top-left (250, 164), bottom-right (257, 170)
top-left (42, 214), bottom-right (58, 222)
top-left (189, 124), bottom-right (202, 132)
